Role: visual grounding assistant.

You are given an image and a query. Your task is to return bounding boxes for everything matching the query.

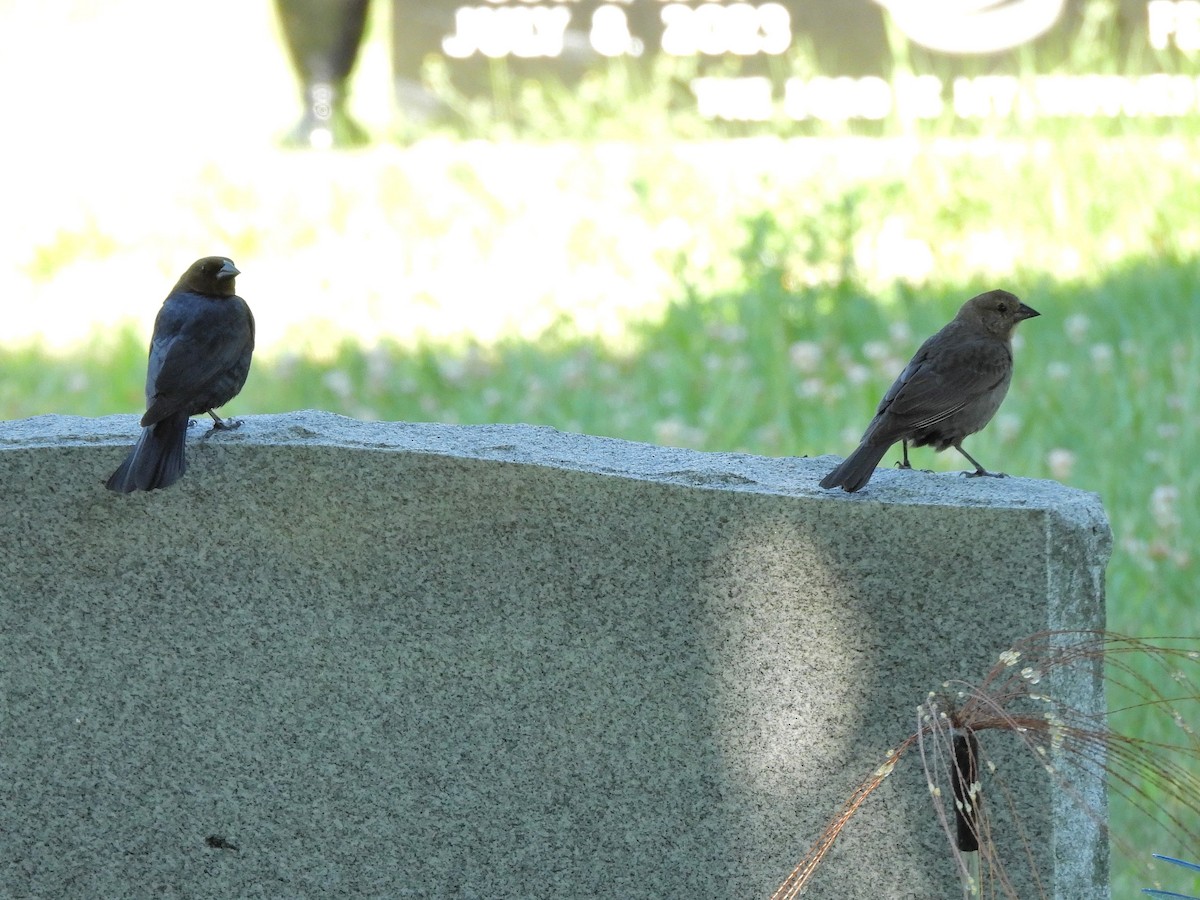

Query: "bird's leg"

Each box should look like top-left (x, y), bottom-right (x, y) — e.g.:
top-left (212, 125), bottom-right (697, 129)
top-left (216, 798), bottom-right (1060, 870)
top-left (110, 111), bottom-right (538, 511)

top-left (895, 441), bottom-right (933, 473)
top-left (956, 444), bottom-right (1006, 479)
top-left (207, 410), bottom-right (242, 431)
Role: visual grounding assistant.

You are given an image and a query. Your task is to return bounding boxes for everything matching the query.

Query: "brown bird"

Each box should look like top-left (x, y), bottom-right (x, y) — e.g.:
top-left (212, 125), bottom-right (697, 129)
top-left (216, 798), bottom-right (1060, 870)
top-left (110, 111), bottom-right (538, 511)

top-left (820, 289), bottom-right (1039, 493)
top-left (106, 256), bottom-right (255, 493)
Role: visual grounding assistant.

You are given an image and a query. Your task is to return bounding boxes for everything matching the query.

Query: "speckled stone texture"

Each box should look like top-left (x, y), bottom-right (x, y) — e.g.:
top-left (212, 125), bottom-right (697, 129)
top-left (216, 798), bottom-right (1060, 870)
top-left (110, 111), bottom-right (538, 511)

top-left (0, 412), bottom-right (1110, 898)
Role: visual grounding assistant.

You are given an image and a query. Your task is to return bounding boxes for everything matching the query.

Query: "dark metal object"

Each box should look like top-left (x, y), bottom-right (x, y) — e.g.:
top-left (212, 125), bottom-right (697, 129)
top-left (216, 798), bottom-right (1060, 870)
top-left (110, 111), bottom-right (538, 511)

top-left (951, 730), bottom-right (980, 853)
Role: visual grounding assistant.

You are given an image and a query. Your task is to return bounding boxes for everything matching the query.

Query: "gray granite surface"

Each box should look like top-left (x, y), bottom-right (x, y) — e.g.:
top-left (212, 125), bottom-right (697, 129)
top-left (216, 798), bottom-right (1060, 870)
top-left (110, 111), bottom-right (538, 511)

top-left (0, 412), bottom-right (1110, 898)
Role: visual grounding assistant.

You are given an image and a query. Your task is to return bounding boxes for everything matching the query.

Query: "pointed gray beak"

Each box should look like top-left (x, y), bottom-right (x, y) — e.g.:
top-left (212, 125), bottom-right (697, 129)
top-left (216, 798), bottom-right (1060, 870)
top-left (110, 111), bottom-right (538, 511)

top-left (1016, 303), bottom-right (1039, 320)
top-left (218, 260), bottom-right (240, 280)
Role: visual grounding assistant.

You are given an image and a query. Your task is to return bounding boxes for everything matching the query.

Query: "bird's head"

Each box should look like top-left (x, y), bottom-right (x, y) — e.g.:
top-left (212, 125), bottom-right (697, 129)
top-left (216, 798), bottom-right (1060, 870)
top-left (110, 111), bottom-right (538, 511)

top-left (177, 256), bottom-right (240, 297)
top-left (960, 289), bottom-right (1039, 339)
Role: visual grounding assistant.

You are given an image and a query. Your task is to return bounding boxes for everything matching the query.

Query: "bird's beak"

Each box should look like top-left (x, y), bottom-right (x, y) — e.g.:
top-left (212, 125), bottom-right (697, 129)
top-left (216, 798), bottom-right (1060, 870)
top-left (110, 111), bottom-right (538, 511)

top-left (1016, 303), bottom-right (1040, 320)
top-left (218, 260), bottom-right (240, 280)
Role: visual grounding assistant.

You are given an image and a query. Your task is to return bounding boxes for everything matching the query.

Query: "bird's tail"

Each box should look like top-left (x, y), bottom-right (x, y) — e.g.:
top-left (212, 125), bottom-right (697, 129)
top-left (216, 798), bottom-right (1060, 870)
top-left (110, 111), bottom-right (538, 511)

top-left (105, 414), bottom-right (189, 493)
top-left (819, 442), bottom-right (890, 493)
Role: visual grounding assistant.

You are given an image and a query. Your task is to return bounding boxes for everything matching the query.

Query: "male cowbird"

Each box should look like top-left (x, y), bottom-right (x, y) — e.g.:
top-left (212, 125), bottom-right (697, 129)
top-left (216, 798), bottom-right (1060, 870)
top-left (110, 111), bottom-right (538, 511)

top-left (820, 290), bottom-right (1039, 493)
top-left (106, 257), bottom-right (255, 493)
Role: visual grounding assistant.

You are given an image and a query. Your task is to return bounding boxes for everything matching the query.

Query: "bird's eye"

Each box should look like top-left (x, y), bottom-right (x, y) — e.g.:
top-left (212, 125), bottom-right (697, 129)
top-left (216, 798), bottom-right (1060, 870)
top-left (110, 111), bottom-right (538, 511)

top-left (997, 303), bottom-right (1008, 313)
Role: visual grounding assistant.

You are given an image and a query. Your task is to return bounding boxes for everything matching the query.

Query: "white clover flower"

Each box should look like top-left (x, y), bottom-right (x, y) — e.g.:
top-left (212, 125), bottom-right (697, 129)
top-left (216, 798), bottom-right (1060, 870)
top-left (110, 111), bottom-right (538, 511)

top-left (1151, 485), bottom-right (1181, 530)
top-left (796, 378), bottom-right (826, 399)
top-left (995, 414), bottom-right (1022, 443)
top-left (1064, 313), bottom-right (1090, 344)
top-left (322, 369), bottom-right (354, 399)
top-left (888, 320), bottom-right (912, 345)
top-left (1089, 343), bottom-right (1114, 372)
top-left (788, 341), bottom-right (822, 373)
top-left (437, 357), bottom-right (467, 386)
top-left (654, 419), bottom-right (704, 448)
top-left (708, 323), bottom-right (748, 345)
top-left (845, 363), bottom-right (872, 385)
top-left (862, 340), bottom-right (890, 362)
top-left (1047, 448), bottom-right (1076, 481)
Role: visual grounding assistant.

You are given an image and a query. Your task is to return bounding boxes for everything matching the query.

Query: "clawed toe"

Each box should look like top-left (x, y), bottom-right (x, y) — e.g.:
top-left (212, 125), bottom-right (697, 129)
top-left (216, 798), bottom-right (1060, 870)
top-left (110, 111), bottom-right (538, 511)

top-left (961, 469), bottom-right (1007, 479)
top-left (206, 409), bottom-right (241, 431)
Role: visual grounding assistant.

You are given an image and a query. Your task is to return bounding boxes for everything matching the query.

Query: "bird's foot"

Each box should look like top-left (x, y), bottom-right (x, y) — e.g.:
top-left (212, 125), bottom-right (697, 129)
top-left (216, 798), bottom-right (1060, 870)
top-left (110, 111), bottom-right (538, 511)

top-left (896, 461), bottom-right (934, 473)
top-left (207, 411), bottom-right (241, 431)
top-left (962, 468), bottom-right (1007, 479)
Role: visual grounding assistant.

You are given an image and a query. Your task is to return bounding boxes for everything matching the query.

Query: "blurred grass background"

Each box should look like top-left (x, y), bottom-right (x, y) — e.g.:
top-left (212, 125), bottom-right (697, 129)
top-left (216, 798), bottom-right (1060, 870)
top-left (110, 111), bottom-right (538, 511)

top-left (1, 0), bottom-right (1198, 894)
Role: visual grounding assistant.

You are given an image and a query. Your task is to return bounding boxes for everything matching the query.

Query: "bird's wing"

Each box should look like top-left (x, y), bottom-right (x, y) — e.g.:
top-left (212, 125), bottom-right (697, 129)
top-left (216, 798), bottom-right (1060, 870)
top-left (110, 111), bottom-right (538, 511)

top-left (867, 333), bottom-right (1012, 438)
top-left (143, 295), bottom-right (252, 421)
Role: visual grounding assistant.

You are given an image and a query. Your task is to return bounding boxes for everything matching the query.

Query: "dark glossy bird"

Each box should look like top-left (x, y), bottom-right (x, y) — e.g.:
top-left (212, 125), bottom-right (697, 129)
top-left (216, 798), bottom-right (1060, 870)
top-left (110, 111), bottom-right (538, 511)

top-left (106, 257), bottom-right (255, 493)
top-left (820, 289), bottom-right (1039, 493)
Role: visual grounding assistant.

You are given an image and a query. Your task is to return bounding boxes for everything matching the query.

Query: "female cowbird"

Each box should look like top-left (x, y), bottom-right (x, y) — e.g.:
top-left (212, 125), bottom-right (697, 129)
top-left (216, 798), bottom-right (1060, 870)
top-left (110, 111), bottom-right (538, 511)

top-left (106, 257), bottom-right (255, 493)
top-left (820, 289), bottom-right (1039, 493)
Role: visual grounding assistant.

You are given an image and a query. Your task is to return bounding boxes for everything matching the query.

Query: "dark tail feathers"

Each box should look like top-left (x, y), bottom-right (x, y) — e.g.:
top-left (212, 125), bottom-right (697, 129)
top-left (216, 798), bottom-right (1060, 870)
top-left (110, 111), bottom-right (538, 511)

top-left (105, 414), bottom-right (189, 493)
top-left (819, 442), bottom-right (890, 493)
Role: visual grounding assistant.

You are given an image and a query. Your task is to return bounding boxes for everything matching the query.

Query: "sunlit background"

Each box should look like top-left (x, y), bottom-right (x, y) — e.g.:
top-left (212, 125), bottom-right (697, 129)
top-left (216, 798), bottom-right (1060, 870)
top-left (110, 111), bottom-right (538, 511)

top-left (2, 0), bottom-right (1199, 895)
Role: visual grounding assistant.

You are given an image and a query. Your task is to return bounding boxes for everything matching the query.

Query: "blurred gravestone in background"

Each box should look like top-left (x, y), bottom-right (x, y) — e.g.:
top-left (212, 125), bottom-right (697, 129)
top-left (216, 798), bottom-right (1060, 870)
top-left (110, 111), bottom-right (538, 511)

top-left (275, 0), bottom-right (372, 147)
top-left (278, 0), bottom-right (1200, 142)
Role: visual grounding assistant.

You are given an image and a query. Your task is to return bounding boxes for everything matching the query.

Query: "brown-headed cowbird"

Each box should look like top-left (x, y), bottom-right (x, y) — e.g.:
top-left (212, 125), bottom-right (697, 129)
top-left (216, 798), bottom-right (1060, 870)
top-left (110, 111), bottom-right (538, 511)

top-left (106, 257), bottom-right (255, 493)
top-left (820, 289), bottom-right (1039, 493)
